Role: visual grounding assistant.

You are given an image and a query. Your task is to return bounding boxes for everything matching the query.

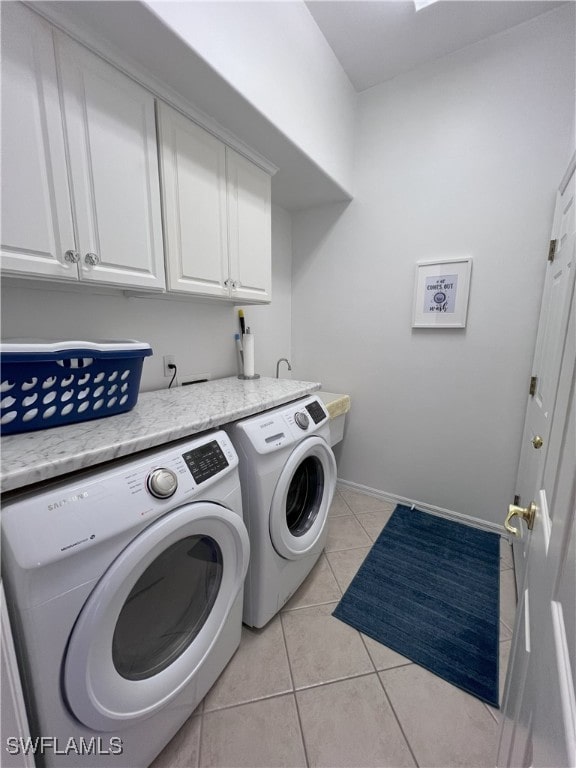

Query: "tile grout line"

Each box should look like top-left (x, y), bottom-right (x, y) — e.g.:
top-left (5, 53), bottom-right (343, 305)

top-left (279, 611), bottom-right (311, 768)
top-left (481, 547), bottom-right (514, 728)
top-left (195, 710), bottom-right (204, 768)
top-left (339, 491), bottom-right (397, 541)
top-left (201, 689), bottom-right (297, 716)
top-left (358, 624), bottom-right (380, 676)
top-left (292, 669), bottom-right (381, 694)
top-left (353, 512), bottom-right (378, 542)
top-left (317, 552), bottom-right (344, 597)
top-left (281, 553), bottom-right (342, 613)
top-left (281, 597), bottom-right (342, 614)
top-left (356, 629), bottom-right (415, 690)
top-left (484, 701), bottom-right (500, 725)
top-left (324, 543), bottom-right (373, 554)
top-left (279, 598), bottom-right (339, 619)
top-left (200, 667), bottom-right (425, 716)
top-left (376, 673), bottom-right (422, 768)
top-left (335, 487), bottom-right (355, 515)
top-left (500, 617), bottom-right (514, 635)
top-left (338, 488), bottom-right (397, 517)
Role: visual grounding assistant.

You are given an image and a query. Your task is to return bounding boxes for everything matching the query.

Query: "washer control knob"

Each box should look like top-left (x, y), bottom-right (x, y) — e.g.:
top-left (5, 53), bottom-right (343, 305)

top-left (147, 468), bottom-right (178, 499)
top-left (294, 411), bottom-right (310, 430)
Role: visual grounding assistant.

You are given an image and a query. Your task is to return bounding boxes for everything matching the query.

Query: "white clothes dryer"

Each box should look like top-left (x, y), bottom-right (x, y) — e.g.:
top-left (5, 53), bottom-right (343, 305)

top-left (1, 431), bottom-right (249, 768)
top-left (225, 395), bottom-right (337, 628)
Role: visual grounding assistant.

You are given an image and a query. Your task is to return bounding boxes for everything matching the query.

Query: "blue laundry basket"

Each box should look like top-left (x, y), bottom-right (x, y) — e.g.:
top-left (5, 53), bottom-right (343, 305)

top-left (0, 340), bottom-right (153, 435)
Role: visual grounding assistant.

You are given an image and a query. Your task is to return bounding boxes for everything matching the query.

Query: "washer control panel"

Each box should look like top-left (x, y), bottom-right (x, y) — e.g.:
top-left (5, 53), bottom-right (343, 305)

top-left (1, 430), bottom-right (239, 568)
top-left (294, 411), bottom-right (310, 430)
top-left (182, 439), bottom-right (229, 485)
top-left (147, 468), bottom-right (178, 499)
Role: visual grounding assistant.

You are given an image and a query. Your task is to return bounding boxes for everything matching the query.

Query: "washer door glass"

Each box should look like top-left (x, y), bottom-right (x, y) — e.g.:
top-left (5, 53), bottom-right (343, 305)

top-left (269, 437), bottom-right (336, 560)
top-left (113, 535), bottom-right (223, 681)
top-left (64, 502), bottom-right (249, 732)
top-left (286, 456), bottom-right (324, 537)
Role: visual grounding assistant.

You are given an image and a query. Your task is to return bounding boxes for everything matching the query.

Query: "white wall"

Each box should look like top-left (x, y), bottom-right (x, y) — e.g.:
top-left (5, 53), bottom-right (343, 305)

top-left (145, 0), bottom-right (357, 195)
top-left (291, 7), bottom-right (575, 526)
top-left (238, 206), bottom-right (293, 379)
top-left (1, 205), bottom-right (293, 391)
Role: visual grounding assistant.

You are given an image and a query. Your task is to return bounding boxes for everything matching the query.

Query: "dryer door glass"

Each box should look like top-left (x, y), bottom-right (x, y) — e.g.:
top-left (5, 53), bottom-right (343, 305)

top-left (286, 456), bottom-right (324, 536)
top-left (269, 436), bottom-right (337, 560)
top-left (112, 535), bottom-right (223, 680)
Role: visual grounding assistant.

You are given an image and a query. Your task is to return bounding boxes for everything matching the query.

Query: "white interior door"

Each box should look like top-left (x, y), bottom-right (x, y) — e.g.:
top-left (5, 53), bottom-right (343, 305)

top-left (498, 160), bottom-right (576, 768)
top-left (513, 160), bottom-right (575, 588)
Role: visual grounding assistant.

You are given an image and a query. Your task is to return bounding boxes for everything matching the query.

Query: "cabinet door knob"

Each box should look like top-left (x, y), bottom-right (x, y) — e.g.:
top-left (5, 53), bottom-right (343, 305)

top-left (224, 278), bottom-right (231, 288)
top-left (64, 250), bottom-right (80, 264)
top-left (84, 252), bottom-right (100, 266)
top-left (232, 280), bottom-right (240, 290)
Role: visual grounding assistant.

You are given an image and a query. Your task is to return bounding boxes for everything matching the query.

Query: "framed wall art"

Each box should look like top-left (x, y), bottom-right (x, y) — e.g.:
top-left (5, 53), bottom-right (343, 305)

top-left (412, 257), bottom-right (472, 328)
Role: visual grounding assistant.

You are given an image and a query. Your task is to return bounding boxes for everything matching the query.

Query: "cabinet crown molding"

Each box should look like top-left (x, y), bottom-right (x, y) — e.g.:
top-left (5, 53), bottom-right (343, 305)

top-left (24, 0), bottom-right (278, 178)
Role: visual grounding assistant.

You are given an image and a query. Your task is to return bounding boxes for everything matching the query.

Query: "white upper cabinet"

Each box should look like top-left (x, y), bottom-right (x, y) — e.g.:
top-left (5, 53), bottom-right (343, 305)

top-left (158, 102), bottom-right (229, 297)
top-left (0, 3), bottom-right (76, 280)
top-left (158, 102), bottom-right (272, 303)
top-left (56, 34), bottom-right (165, 290)
top-left (227, 148), bottom-right (272, 303)
top-left (1, 3), bottom-right (165, 291)
top-left (2, 4), bottom-right (271, 301)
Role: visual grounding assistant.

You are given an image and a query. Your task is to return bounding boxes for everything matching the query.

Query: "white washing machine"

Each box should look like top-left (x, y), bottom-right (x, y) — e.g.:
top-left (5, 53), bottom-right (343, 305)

top-left (225, 395), bottom-right (337, 628)
top-left (1, 431), bottom-right (249, 768)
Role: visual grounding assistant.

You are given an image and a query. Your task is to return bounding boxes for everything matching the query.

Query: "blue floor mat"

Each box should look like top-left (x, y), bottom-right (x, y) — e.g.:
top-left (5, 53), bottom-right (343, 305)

top-left (332, 505), bottom-right (500, 706)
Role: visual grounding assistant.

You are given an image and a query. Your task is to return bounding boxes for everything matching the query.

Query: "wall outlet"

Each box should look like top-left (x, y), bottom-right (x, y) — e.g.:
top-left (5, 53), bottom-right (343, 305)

top-left (163, 355), bottom-right (176, 377)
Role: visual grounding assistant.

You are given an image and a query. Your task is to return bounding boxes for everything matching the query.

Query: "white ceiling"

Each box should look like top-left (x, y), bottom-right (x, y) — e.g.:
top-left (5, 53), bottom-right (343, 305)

top-left (305, 0), bottom-right (567, 91)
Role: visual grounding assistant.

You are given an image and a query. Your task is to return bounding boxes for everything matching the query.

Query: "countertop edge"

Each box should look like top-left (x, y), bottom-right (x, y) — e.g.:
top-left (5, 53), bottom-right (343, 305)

top-left (1, 377), bottom-right (321, 493)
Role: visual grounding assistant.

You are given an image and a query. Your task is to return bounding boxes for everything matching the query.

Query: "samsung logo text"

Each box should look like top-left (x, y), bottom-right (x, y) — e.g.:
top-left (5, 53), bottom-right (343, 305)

top-left (48, 492), bottom-right (89, 511)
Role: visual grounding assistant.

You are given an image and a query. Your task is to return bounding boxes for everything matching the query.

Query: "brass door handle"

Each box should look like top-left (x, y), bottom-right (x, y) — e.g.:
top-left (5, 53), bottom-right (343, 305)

top-left (505, 502), bottom-right (536, 536)
top-left (532, 435), bottom-right (544, 449)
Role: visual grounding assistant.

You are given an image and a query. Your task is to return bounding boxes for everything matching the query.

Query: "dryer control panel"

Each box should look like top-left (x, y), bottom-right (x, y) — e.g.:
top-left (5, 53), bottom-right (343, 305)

top-left (305, 399), bottom-right (328, 425)
top-left (235, 396), bottom-right (329, 454)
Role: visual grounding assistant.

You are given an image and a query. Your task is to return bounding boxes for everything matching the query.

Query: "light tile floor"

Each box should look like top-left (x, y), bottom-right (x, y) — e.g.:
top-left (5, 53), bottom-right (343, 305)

top-left (151, 486), bottom-right (517, 768)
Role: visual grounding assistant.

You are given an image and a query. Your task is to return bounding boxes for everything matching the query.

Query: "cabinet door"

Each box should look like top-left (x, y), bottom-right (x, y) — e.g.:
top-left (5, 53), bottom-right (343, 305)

top-left (157, 102), bottom-right (229, 297)
top-left (56, 34), bottom-right (165, 291)
top-left (0, 3), bottom-right (77, 281)
top-left (227, 149), bottom-right (272, 304)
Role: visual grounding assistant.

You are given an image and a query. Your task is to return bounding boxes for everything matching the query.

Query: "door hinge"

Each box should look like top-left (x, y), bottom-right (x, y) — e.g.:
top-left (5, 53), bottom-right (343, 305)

top-left (529, 375), bottom-right (538, 397)
top-left (548, 239), bottom-right (557, 262)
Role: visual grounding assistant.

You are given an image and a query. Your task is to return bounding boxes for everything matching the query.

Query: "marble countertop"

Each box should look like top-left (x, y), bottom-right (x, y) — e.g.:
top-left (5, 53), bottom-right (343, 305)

top-left (0, 376), bottom-right (321, 493)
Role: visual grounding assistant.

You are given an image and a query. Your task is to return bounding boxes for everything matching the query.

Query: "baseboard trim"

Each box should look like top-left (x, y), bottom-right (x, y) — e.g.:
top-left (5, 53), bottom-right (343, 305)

top-left (336, 478), bottom-right (507, 537)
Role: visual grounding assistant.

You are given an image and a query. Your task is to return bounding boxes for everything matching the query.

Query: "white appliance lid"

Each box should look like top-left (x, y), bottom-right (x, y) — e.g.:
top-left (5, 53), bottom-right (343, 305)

top-left (1, 339), bottom-right (152, 353)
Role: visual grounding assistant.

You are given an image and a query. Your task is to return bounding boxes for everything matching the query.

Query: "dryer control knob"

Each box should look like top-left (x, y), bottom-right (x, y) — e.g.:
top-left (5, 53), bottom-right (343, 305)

top-left (147, 468), bottom-right (178, 499)
top-left (294, 411), bottom-right (310, 430)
